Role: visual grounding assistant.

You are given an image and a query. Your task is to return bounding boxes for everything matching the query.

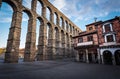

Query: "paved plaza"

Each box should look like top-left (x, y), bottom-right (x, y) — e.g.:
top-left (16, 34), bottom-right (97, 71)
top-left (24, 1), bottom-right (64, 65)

top-left (0, 59), bottom-right (120, 79)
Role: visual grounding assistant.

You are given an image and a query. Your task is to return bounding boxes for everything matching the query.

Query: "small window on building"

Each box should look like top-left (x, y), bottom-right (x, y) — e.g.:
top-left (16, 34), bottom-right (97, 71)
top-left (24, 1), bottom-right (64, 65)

top-left (106, 35), bottom-right (114, 42)
top-left (105, 24), bottom-right (111, 32)
top-left (87, 36), bottom-right (93, 41)
top-left (89, 27), bottom-right (93, 31)
top-left (103, 23), bottom-right (113, 33)
top-left (78, 38), bottom-right (83, 43)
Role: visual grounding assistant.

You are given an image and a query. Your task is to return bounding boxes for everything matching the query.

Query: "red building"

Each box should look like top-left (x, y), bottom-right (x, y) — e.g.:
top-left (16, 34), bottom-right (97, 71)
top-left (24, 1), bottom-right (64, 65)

top-left (73, 16), bottom-right (120, 65)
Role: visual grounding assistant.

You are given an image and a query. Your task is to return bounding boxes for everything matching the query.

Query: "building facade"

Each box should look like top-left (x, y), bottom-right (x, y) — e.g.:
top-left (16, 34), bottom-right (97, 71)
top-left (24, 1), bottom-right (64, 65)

top-left (74, 16), bottom-right (120, 65)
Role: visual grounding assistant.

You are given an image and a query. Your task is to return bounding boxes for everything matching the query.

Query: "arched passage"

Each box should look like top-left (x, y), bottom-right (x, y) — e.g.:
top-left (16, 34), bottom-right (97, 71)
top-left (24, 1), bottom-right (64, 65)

top-left (54, 12), bottom-right (58, 25)
top-left (19, 12), bottom-right (28, 61)
top-left (0, 2), bottom-right (13, 61)
top-left (60, 17), bottom-right (63, 28)
top-left (103, 50), bottom-right (112, 65)
top-left (46, 7), bottom-right (51, 21)
top-left (36, 0), bottom-right (42, 15)
top-left (115, 50), bottom-right (120, 65)
top-left (1, 0), bottom-right (23, 63)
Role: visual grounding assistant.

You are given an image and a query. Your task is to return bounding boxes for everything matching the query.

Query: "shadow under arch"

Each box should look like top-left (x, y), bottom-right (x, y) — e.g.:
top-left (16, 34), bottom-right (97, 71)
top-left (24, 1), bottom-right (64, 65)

top-left (103, 50), bottom-right (112, 65)
top-left (114, 50), bottom-right (120, 65)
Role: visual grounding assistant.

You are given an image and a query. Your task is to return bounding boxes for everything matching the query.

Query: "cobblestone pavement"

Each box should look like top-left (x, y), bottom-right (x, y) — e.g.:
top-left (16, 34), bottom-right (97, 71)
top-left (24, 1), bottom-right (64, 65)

top-left (0, 59), bottom-right (120, 79)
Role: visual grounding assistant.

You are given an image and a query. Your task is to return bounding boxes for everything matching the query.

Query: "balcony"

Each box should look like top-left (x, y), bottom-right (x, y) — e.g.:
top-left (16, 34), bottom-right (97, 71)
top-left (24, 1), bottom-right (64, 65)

top-left (77, 41), bottom-right (93, 47)
top-left (100, 42), bottom-right (117, 46)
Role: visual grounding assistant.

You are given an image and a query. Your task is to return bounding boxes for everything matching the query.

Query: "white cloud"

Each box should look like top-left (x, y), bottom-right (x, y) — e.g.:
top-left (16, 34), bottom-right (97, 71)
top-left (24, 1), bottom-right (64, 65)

top-left (52, 0), bottom-right (66, 10)
top-left (49, 0), bottom-right (120, 23)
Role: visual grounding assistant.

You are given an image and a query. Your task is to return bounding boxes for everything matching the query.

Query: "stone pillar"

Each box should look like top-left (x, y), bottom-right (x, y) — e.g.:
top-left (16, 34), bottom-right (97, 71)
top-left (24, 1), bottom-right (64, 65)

top-left (57, 16), bottom-right (60, 26)
top-left (47, 26), bottom-right (55, 60)
top-left (63, 33), bottom-right (67, 57)
top-left (97, 48), bottom-right (101, 64)
top-left (31, 0), bottom-right (37, 12)
top-left (112, 55), bottom-right (116, 65)
top-left (50, 12), bottom-right (54, 23)
top-left (37, 23), bottom-right (47, 61)
top-left (55, 31), bottom-right (62, 59)
top-left (62, 19), bottom-right (65, 29)
top-left (24, 18), bottom-right (36, 62)
top-left (42, 6), bottom-right (46, 18)
top-left (101, 55), bottom-right (104, 64)
top-left (5, 11), bottom-right (22, 63)
top-left (86, 49), bottom-right (89, 63)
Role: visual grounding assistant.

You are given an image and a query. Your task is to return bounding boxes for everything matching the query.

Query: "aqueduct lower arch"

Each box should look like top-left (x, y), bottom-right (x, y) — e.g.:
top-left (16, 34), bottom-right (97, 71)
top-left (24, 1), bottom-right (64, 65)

top-left (0, 0), bottom-right (81, 63)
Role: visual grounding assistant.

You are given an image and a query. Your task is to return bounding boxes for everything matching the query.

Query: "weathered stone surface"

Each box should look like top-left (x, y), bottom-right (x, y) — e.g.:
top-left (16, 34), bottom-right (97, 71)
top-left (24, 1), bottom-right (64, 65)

top-left (1, 0), bottom-right (81, 63)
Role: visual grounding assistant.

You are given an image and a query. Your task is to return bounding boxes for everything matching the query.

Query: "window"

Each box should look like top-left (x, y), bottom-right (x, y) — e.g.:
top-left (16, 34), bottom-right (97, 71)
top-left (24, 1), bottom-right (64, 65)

top-left (106, 35), bottom-right (114, 42)
top-left (105, 24), bottom-right (111, 32)
top-left (87, 36), bottom-right (93, 41)
top-left (89, 27), bottom-right (93, 31)
top-left (78, 38), bottom-right (83, 43)
top-left (103, 23), bottom-right (113, 33)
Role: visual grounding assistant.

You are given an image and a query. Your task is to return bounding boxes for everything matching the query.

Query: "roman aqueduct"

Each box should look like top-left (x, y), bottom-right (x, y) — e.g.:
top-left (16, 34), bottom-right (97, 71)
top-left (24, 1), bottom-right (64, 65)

top-left (0, 0), bottom-right (81, 63)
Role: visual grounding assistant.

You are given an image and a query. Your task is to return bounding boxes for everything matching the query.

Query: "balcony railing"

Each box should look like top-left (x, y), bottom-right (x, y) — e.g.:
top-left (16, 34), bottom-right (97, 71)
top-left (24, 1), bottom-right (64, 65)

top-left (77, 41), bottom-right (93, 47)
top-left (100, 42), bottom-right (117, 46)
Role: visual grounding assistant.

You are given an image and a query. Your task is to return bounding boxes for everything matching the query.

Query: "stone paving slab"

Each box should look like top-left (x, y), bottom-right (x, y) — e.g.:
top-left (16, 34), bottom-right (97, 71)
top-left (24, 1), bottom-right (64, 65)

top-left (0, 60), bottom-right (120, 79)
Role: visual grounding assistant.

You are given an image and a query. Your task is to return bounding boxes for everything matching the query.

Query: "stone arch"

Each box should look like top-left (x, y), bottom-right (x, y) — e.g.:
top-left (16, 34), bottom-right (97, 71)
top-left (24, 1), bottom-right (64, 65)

top-left (2, 0), bottom-right (23, 63)
top-left (47, 22), bottom-right (53, 45)
top-left (54, 12), bottom-right (58, 25)
top-left (60, 17), bottom-right (63, 28)
top-left (46, 6), bottom-right (52, 21)
top-left (114, 50), bottom-right (120, 65)
top-left (103, 50), bottom-right (112, 65)
top-left (22, 8), bottom-right (34, 19)
top-left (68, 23), bottom-right (70, 32)
top-left (37, 0), bottom-right (44, 7)
top-left (65, 21), bottom-right (68, 31)
top-left (36, 0), bottom-right (43, 15)
top-left (37, 16), bottom-right (44, 43)
top-left (2, 0), bottom-right (19, 11)
top-left (0, 1), bottom-right (14, 60)
top-left (55, 27), bottom-right (60, 46)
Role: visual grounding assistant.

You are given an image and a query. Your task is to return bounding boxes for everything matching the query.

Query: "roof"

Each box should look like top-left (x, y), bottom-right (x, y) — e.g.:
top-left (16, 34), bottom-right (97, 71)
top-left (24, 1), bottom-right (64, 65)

top-left (86, 21), bottom-right (102, 27)
top-left (73, 30), bottom-right (97, 38)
